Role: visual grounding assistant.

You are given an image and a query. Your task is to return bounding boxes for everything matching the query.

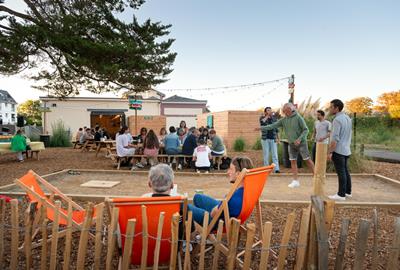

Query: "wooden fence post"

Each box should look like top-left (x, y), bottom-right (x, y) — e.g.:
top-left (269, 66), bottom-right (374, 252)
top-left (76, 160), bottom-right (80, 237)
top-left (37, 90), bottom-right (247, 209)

top-left (311, 196), bottom-right (329, 270)
top-left (77, 203), bottom-right (94, 270)
top-left (183, 211), bottom-right (193, 270)
top-left (227, 218), bottom-right (240, 270)
top-left (0, 198), bottom-right (6, 269)
top-left (334, 218), bottom-right (351, 270)
top-left (94, 203), bottom-right (105, 270)
top-left (62, 202), bottom-right (73, 270)
top-left (10, 199), bottom-right (19, 270)
top-left (199, 211), bottom-right (209, 270)
top-left (153, 212), bottom-right (165, 270)
top-left (387, 217), bottom-right (400, 270)
top-left (353, 219), bottom-right (370, 270)
top-left (49, 201), bottom-right (61, 270)
top-left (277, 212), bottom-right (296, 270)
top-left (169, 213), bottom-right (180, 270)
top-left (211, 220), bottom-right (224, 270)
top-left (40, 217), bottom-right (49, 270)
top-left (313, 142), bottom-right (328, 196)
top-left (259, 222), bottom-right (273, 270)
top-left (243, 223), bottom-right (256, 270)
top-left (106, 207), bottom-right (119, 270)
top-left (121, 219), bottom-right (136, 270)
top-left (140, 205), bottom-right (148, 270)
top-left (294, 207), bottom-right (311, 270)
top-left (371, 209), bottom-right (379, 270)
top-left (24, 203), bottom-right (35, 270)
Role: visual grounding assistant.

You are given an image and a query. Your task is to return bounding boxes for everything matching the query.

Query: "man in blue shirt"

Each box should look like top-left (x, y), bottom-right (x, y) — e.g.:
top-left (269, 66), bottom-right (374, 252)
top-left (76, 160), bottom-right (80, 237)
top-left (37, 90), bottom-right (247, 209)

top-left (259, 106), bottom-right (280, 173)
top-left (181, 127), bottom-right (200, 169)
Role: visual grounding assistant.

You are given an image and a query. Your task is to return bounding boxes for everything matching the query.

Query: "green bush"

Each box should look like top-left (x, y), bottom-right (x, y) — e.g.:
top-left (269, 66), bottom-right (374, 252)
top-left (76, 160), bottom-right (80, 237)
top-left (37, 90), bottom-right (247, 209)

top-left (252, 137), bottom-right (262, 150)
top-left (233, 137), bottom-right (246, 152)
top-left (50, 120), bottom-right (72, 147)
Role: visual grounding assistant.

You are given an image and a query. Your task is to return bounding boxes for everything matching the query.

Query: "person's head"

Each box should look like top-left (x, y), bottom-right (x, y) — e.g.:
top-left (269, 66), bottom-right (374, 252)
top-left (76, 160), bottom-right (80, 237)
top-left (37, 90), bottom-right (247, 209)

top-left (316, 110), bottom-right (325, 121)
top-left (209, 129), bottom-right (216, 139)
top-left (78, 128), bottom-right (83, 131)
top-left (140, 127), bottom-right (147, 136)
top-left (192, 128), bottom-right (200, 137)
top-left (177, 128), bottom-right (185, 136)
top-left (202, 128), bottom-right (208, 135)
top-left (16, 129), bottom-right (22, 135)
top-left (329, 99), bottom-right (344, 115)
top-left (148, 164), bottom-right (174, 194)
top-left (95, 126), bottom-right (100, 132)
top-left (188, 127), bottom-right (196, 134)
top-left (227, 156), bottom-right (254, 183)
top-left (282, 103), bottom-right (295, 117)
top-left (86, 128), bottom-right (91, 133)
top-left (119, 126), bottom-right (129, 135)
top-left (197, 138), bottom-right (206, 146)
top-left (145, 129), bottom-right (159, 149)
top-left (264, 106), bottom-right (272, 116)
top-left (179, 121), bottom-right (187, 129)
top-left (160, 127), bottom-right (167, 136)
top-left (169, 126), bottom-right (176, 133)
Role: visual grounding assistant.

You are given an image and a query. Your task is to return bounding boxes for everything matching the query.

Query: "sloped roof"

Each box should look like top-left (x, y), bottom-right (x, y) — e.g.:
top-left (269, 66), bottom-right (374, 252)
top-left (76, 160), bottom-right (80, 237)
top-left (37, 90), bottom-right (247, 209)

top-left (163, 95), bottom-right (207, 103)
top-left (0, 90), bottom-right (17, 104)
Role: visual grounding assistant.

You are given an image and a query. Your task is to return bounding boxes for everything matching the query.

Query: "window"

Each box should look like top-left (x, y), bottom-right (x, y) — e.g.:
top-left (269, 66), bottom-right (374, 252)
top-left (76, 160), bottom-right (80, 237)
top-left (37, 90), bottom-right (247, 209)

top-left (5, 113), bottom-right (8, 118)
top-left (11, 104), bottom-right (15, 111)
top-left (52, 103), bottom-right (57, 107)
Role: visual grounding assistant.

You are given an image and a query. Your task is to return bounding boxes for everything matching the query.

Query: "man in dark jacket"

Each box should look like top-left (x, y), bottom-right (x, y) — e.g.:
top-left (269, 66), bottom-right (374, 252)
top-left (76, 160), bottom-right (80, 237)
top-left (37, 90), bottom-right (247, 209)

top-left (181, 127), bottom-right (200, 169)
top-left (259, 107), bottom-right (280, 173)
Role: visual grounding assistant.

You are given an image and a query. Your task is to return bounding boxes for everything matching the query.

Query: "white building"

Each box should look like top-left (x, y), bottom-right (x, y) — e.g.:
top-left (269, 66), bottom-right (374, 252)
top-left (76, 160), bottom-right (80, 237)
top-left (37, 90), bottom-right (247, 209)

top-left (0, 90), bottom-right (17, 125)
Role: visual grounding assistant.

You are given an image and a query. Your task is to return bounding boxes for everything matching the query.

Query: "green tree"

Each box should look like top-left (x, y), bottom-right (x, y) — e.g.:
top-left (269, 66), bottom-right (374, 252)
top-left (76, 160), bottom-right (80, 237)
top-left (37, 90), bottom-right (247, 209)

top-left (345, 97), bottom-right (373, 115)
top-left (0, 0), bottom-right (176, 97)
top-left (17, 99), bottom-right (42, 126)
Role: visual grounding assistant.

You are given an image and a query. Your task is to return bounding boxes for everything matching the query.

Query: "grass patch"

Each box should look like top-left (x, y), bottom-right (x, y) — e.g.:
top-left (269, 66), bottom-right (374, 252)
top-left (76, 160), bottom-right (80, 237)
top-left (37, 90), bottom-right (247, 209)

top-left (50, 120), bottom-right (72, 147)
top-left (233, 137), bottom-right (246, 152)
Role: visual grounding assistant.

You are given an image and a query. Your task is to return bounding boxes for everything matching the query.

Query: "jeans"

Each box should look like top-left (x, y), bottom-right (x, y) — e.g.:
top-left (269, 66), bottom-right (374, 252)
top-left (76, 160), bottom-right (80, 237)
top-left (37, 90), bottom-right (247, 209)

top-left (332, 152), bottom-right (352, 197)
top-left (261, 139), bottom-right (280, 171)
top-left (187, 194), bottom-right (219, 225)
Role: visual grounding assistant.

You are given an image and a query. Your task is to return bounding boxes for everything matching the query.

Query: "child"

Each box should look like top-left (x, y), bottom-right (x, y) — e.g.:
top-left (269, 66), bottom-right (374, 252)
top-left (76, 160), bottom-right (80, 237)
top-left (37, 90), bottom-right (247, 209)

top-left (193, 138), bottom-right (212, 173)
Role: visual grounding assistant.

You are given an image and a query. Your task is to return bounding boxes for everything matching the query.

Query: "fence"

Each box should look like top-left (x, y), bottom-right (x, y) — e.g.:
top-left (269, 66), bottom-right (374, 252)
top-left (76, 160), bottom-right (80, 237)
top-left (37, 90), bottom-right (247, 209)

top-left (0, 196), bottom-right (399, 270)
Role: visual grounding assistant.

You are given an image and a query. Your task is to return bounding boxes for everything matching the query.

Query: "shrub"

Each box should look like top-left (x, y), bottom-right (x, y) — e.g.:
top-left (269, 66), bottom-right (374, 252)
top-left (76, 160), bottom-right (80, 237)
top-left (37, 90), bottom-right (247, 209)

top-left (50, 120), bottom-right (72, 147)
top-left (233, 137), bottom-right (246, 152)
top-left (252, 137), bottom-right (262, 150)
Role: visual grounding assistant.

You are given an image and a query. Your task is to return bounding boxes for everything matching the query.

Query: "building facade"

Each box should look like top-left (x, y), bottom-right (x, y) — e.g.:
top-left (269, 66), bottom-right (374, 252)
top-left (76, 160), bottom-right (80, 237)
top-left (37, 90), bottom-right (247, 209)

top-left (0, 90), bottom-right (17, 125)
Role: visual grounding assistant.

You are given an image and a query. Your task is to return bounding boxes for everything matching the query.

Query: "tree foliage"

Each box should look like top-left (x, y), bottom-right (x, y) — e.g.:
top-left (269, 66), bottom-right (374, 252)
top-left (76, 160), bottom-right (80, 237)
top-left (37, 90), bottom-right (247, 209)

top-left (345, 97), bottom-right (373, 115)
top-left (0, 0), bottom-right (176, 97)
top-left (374, 90), bottom-right (400, 118)
top-left (17, 99), bottom-right (42, 125)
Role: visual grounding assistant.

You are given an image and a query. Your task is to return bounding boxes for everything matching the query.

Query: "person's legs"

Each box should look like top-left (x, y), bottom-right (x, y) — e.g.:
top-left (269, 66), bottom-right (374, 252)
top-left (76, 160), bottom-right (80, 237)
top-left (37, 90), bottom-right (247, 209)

top-left (331, 152), bottom-right (347, 197)
top-left (299, 142), bottom-right (315, 174)
top-left (288, 144), bottom-right (300, 187)
top-left (344, 155), bottom-right (352, 195)
top-left (189, 194), bottom-right (220, 224)
top-left (290, 160), bottom-right (298, 180)
top-left (16, 152), bottom-right (23, 161)
top-left (268, 139), bottom-right (280, 172)
top-left (260, 139), bottom-right (270, 166)
top-left (312, 142), bottom-right (316, 163)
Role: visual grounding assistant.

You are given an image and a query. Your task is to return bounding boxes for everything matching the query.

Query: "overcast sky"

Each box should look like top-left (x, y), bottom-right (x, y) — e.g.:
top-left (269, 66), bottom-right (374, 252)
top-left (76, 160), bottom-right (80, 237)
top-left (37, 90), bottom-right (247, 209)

top-left (1, 0), bottom-right (399, 111)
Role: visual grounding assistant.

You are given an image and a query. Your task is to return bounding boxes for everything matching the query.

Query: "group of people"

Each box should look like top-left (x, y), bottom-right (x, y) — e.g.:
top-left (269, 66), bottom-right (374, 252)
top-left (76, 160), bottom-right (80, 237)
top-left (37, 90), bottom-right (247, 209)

top-left (115, 120), bottom-right (226, 172)
top-left (75, 125), bottom-right (110, 144)
top-left (257, 99), bottom-right (352, 201)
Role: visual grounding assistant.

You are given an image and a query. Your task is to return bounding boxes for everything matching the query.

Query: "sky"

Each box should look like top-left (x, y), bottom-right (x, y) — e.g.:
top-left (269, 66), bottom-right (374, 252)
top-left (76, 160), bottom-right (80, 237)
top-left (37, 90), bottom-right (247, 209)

top-left (1, 0), bottom-right (399, 111)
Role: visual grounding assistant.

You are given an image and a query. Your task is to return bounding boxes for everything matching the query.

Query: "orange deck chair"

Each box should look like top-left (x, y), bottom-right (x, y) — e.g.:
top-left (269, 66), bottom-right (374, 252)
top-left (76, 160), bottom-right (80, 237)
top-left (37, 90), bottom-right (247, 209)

top-left (15, 170), bottom-right (99, 240)
top-left (201, 165), bottom-right (274, 250)
top-left (107, 196), bottom-right (187, 268)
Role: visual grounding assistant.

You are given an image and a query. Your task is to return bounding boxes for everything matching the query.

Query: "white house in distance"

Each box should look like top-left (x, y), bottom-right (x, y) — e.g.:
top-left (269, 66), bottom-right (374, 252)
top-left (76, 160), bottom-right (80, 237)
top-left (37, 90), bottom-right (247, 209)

top-left (0, 89), bottom-right (17, 125)
top-left (40, 90), bottom-right (208, 137)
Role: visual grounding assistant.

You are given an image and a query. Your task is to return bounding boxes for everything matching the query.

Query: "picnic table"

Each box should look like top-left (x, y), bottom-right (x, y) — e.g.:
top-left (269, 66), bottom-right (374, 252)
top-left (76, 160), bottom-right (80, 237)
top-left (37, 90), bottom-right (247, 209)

top-left (0, 140), bottom-right (45, 160)
top-left (95, 140), bottom-right (116, 157)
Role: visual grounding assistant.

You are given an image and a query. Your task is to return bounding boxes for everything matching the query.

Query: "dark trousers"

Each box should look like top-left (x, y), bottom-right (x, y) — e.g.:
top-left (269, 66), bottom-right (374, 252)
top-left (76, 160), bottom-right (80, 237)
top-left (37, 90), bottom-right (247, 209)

top-left (332, 152), bottom-right (352, 197)
top-left (312, 142), bottom-right (316, 163)
top-left (196, 166), bottom-right (210, 172)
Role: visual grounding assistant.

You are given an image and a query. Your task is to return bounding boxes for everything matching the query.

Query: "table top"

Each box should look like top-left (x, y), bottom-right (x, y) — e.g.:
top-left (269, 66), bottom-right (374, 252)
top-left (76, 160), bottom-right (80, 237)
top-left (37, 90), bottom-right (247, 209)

top-left (0, 141), bottom-right (45, 151)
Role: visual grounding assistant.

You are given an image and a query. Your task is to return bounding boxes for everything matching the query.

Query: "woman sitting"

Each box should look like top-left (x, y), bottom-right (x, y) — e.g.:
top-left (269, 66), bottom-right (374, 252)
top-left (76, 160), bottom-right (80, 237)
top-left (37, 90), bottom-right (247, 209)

top-left (188, 156), bottom-right (253, 225)
top-left (11, 130), bottom-right (27, 162)
top-left (142, 129), bottom-right (160, 166)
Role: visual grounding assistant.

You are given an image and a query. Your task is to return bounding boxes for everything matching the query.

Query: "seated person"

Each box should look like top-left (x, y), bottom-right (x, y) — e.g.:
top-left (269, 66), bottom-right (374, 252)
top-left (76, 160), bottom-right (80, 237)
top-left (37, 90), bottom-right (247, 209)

top-left (94, 126), bottom-right (102, 142)
top-left (177, 128), bottom-right (187, 145)
top-left (181, 127), bottom-right (199, 169)
top-left (11, 129), bottom-right (27, 162)
top-left (142, 129), bottom-right (160, 166)
top-left (79, 128), bottom-right (94, 144)
top-left (75, 128), bottom-right (83, 142)
top-left (209, 129), bottom-right (225, 156)
top-left (188, 156), bottom-right (254, 225)
top-left (116, 126), bottom-right (136, 157)
top-left (199, 128), bottom-right (209, 142)
top-left (193, 138), bottom-right (212, 173)
top-left (164, 126), bottom-right (181, 166)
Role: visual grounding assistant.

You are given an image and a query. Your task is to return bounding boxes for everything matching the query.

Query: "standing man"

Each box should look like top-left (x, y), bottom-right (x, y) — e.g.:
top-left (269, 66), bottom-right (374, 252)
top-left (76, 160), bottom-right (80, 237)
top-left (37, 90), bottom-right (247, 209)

top-left (256, 103), bottom-right (315, 188)
top-left (259, 107), bottom-right (280, 173)
top-left (311, 110), bottom-right (332, 162)
top-left (328, 99), bottom-right (352, 201)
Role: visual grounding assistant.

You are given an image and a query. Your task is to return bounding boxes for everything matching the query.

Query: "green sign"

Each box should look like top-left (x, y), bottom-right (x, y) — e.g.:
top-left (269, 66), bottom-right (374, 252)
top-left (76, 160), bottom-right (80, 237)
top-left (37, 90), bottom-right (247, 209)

top-left (128, 98), bottom-right (142, 110)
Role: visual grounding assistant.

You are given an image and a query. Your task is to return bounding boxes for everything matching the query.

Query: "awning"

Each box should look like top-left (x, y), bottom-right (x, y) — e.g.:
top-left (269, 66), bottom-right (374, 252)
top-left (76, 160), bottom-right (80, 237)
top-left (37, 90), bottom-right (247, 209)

top-left (87, 109), bottom-right (128, 115)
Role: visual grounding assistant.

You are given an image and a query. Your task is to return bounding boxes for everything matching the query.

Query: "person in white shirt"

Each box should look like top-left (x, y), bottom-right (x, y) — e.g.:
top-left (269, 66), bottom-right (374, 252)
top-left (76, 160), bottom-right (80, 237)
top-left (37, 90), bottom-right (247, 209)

top-left (116, 126), bottom-right (135, 157)
top-left (311, 110), bottom-right (332, 162)
top-left (193, 138), bottom-right (212, 173)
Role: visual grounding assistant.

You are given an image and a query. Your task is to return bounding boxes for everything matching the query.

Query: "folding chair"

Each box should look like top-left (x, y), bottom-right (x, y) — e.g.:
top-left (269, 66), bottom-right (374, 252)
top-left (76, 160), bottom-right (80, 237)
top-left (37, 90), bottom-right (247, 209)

top-left (15, 170), bottom-right (100, 246)
top-left (198, 165), bottom-right (274, 265)
top-left (107, 196), bottom-right (187, 269)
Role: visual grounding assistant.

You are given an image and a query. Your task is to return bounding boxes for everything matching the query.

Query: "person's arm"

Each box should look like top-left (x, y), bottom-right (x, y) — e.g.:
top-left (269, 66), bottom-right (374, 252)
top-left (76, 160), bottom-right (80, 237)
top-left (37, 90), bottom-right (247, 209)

top-left (311, 122), bottom-right (316, 141)
top-left (192, 149), bottom-right (197, 161)
top-left (257, 118), bottom-right (283, 131)
top-left (328, 120), bottom-right (340, 160)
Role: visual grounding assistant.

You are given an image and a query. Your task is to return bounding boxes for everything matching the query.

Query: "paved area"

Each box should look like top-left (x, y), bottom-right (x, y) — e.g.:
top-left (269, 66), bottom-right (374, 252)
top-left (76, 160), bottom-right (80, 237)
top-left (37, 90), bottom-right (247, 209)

top-left (364, 149), bottom-right (400, 163)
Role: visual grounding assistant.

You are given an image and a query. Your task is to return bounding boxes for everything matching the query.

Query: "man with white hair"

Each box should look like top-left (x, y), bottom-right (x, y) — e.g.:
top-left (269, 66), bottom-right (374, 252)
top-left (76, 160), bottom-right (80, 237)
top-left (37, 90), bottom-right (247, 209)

top-left (256, 103), bottom-right (315, 188)
top-left (143, 164), bottom-right (176, 197)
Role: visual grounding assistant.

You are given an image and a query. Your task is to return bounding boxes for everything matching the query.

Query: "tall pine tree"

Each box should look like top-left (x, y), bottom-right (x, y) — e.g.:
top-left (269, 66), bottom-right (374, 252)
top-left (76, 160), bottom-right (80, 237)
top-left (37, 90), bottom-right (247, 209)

top-left (0, 0), bottom-right (176, 96)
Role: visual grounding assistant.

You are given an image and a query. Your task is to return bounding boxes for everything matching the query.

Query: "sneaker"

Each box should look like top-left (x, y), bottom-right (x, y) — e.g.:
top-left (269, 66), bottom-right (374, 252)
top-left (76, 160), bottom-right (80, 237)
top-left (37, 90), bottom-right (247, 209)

top-left (178, 164), bottom-right (182, 170)
top-left (288, 180), bottom-right (300, 188)
top-left (131, 165), bottom-right (138, 171)
top-left (328, 194), bottom-right (346, 201)
top-left (274, 170), bottom-right (280, 173)
top-left (182, 241), bottom-right (193, 253)
top-left (345, 193), bottom-right (352, 198)
top-left (136, 162), bottom-right (144, 168)
top-left (197, 170), bottom-right (201, 174)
